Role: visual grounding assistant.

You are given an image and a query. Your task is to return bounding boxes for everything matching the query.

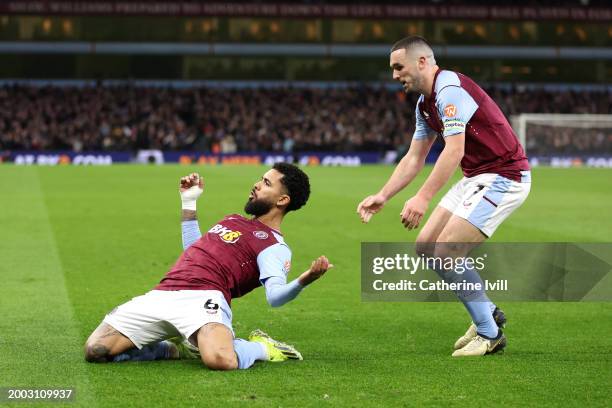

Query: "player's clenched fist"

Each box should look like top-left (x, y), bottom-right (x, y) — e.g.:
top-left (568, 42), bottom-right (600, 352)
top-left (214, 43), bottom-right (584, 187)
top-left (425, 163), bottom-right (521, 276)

top-left (180, 173), bottom-right (204, 211)
top-left (180, 172), bottom-right (203, 192)
top-left (298, 255), bottom-right (334, 286)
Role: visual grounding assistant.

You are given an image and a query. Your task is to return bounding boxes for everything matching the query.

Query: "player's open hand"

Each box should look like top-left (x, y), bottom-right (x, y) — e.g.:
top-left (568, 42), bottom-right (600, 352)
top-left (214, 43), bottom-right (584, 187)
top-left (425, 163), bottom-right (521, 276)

top-left (357, 193), bottom-right (387, 223)
top-left (299, 255), bottom-right (334, 286)
top-left (400, 195), bottom-right (429, 230)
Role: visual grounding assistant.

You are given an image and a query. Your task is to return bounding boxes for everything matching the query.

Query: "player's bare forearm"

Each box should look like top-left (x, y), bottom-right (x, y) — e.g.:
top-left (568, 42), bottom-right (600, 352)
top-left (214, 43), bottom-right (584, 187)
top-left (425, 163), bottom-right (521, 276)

top-left (297, 255), bottom-right (333, 286)
top-left (379, 154), bottom-right (423, 200)
top-left (298, 273), bottom-right (317, 286)
top-left (380, 137), bottom-right (435, 200)
top-left (181, 209), bottom-right (197, 221)
top-left (417, 134), bottom-right (464, 201)
top-left (297, 271), bottom-right (317, 286)
top-left (399, 135), bottom-right (463, 230)
top-left (357, 137), bottom-right (435, 224)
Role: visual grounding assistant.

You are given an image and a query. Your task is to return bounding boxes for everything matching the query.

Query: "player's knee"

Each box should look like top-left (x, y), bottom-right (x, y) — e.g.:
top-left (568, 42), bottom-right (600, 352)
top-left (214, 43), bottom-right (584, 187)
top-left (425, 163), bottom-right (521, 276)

top-left (201, 350), bottom-right (238, 371)
top-left (84, 341), bottom-right (112, 363)
top-left (432, 240), bottom-right (464, 259)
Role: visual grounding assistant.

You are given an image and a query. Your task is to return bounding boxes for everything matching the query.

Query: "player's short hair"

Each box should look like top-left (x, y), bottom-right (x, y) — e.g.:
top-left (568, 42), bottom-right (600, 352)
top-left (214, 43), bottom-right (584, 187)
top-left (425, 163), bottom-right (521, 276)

top-left (273, 162), bottom-right (310, 213)
top-left (391, 36), bottom-right (436, 64)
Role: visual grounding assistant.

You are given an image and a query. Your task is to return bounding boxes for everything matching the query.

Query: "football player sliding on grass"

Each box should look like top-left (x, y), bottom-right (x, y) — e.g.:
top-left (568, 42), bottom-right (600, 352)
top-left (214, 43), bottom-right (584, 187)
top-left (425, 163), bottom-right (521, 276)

top-left (85, 163), bottom-right (332, 370)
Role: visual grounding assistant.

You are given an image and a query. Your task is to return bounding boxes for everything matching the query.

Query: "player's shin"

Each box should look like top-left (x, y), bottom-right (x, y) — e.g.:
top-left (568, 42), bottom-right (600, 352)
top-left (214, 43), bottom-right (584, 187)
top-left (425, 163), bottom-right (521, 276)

top-left (427, 259), bottom-right (498, 338)
top-left (233, 339), bottom-right (268, 369)
top-left (111, 341), bottom-right (175, 362)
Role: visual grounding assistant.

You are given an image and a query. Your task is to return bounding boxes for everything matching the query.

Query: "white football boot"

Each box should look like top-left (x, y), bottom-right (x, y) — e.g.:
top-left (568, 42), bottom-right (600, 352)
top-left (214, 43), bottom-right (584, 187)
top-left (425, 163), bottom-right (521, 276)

top-left (453, 307), bottom-right (507, 350)
top-left (452, 331), bottom-right (507, 357)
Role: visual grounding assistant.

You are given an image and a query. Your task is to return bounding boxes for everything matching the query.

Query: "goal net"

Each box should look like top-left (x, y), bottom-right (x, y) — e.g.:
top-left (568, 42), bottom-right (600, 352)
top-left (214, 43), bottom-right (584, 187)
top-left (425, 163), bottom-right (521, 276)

top-left (511, 114), bottom-right (612, 167)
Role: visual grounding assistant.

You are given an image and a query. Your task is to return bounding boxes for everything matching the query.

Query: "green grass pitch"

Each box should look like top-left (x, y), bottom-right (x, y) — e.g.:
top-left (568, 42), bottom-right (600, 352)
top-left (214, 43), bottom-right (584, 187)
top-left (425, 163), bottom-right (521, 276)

top-left (1, 165), bottom-right (611, 407)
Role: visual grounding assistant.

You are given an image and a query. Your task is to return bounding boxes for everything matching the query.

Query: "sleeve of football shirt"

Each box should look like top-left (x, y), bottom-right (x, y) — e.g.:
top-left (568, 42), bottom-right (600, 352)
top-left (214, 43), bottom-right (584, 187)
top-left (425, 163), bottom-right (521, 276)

top-left (181, 220), bottom-right (202, 250)
top-left (258, 243), bottom-right (304, 307)
top-left (412, 96), bottom-right (436, 141)
top-left (435, 86), bottom-right (479, 137)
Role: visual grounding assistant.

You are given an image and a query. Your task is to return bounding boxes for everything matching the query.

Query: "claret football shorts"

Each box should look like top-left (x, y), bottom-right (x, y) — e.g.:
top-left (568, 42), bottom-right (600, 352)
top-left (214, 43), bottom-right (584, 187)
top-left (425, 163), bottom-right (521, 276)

top-left (439, 171), bottom-right (531, 237)
top-left (103, 289), bottom-right (233, 349)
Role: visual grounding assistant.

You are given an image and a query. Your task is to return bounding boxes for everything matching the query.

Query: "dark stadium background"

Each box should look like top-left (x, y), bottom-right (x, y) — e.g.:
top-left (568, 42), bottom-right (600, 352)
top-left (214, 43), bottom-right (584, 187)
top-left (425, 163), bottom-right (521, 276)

top-left (0, 0), bottom-right (609, 165)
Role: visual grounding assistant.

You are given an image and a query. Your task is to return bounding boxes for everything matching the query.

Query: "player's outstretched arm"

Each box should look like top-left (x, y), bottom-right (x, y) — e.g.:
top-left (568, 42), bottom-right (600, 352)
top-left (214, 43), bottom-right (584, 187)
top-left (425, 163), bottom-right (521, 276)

top-left (357, 137), bottom-right (435, 223)
top-left (263, 256), bottom-right (333, 307)
top-left (180, 173), bottom-right (204, 249)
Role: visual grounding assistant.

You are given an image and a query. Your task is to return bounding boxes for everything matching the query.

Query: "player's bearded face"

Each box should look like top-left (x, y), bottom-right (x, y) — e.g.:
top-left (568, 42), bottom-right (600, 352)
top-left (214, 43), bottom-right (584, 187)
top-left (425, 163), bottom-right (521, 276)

top-left (244, 196), bottom-right (274, 216)
top-left (245, 170), bottom-right (287, 216)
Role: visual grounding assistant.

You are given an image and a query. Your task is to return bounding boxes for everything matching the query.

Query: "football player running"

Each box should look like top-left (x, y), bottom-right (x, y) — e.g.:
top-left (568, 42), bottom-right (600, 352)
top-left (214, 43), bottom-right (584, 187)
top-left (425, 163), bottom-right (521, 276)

top-left (358, 37), bottom-right (531, 357)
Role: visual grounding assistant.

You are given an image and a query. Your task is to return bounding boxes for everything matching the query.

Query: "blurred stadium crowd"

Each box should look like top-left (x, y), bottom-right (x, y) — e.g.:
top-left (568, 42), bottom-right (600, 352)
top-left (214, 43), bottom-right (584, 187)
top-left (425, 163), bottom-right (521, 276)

top-left (0, 84), bottom-right (610, 154)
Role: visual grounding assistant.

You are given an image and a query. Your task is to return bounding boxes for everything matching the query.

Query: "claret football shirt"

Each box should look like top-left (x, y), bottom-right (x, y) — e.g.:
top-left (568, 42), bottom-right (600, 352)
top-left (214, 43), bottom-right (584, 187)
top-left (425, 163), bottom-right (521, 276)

top-left (413, 69), bottom-right (529, 182)
top-left (155, 214), bottom-right (291, 305)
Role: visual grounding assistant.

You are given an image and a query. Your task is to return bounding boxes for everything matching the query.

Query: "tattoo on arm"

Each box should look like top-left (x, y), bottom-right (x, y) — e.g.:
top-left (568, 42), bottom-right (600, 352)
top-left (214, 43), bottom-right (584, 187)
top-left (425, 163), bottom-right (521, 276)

top-left (182, 209), bottom-right (197, 222)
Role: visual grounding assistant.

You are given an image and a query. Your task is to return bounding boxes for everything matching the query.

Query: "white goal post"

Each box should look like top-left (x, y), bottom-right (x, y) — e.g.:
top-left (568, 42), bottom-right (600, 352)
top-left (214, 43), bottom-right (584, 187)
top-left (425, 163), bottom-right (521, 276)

top-left (511, 114), bottom-right (612, 152)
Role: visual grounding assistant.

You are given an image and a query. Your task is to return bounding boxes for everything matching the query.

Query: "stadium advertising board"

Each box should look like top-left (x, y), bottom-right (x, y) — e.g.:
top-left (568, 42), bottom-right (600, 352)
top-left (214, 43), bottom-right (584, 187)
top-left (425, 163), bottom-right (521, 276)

top-left (4, 151), bottom-right (381, 166)
top-left (9, 152), bottom-right (129, 165)
top-left (6, 152), bottom-right (612, 167)
top-left (530, 156), bottom-right (612, 168)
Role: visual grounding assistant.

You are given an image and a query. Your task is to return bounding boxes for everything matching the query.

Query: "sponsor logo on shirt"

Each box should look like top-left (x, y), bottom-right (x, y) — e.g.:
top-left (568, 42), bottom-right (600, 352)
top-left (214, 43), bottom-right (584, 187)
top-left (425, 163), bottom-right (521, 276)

top-left (444, 104), bottom-right (457, 117)
top-left (253, 231), bottom-right (269, 240)
top-left (423, 111), bottom-right (430, 119)
top-left (208, 224), bottom-right (242, 244)
top-left (283, 260), bottom-right (291, 273)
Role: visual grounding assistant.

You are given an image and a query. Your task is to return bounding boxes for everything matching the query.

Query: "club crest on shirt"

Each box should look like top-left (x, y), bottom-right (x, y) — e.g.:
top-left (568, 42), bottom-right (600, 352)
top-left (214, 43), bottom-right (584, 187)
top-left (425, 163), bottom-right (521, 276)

top-left (444, 104), bottom-right (457, 117)
top-left (208, 224), bottom-right (242, 244)
top-left (253, 231), bottom-right (269, 240)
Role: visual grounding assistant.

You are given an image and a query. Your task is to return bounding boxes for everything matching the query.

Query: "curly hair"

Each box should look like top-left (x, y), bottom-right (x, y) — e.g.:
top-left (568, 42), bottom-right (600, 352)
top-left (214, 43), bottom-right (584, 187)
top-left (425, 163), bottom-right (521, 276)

top-left (273, 162), bottom-right (310, 213)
